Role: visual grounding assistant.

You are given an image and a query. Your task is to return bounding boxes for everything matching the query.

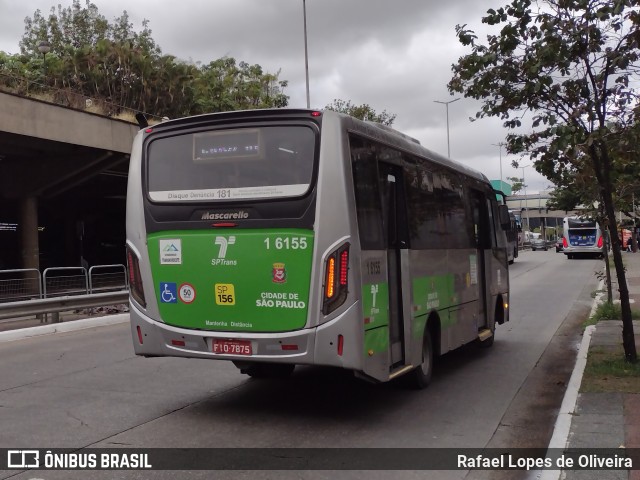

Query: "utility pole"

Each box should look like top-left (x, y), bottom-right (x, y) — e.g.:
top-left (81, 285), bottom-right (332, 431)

top-left (492, 142), bottom-right (506, 184)
top-left (38, 40), bottom-right (51, 82)
top-left (521, 164), bottom-right (531, 232)
top-left (302, 0), bottom-right (310, 108)
top-left (434, 98), bottom-right (460, 158)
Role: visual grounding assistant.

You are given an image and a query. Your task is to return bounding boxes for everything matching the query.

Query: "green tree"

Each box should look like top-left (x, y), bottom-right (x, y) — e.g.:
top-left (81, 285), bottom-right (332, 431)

top-left (325, 99), bottom-right (396, 125)
top-left (506, 176), bottom-right (524, 194)
top-left (194, 58), bottom-right (288, 115)
top-left (7, 1), bottom-right (289, 119)
top-left (449, 0), bottom-right (639, 362)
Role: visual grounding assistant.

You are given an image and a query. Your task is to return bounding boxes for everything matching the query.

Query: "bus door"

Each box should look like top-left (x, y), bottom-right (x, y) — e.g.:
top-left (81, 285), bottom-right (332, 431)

top-left (379, 163), bottom-right (410, 367)
top-left (470, 190), bottom-right (489, 329)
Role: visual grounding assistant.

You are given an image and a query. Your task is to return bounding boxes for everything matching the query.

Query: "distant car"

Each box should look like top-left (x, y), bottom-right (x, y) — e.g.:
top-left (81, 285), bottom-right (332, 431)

top-left (556, 240), bottom-right (564, 252)
top-left (531, 237), bottom-right (548, 251)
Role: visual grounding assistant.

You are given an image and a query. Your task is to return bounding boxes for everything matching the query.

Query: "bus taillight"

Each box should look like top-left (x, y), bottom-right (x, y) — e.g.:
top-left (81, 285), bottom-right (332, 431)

top-left (126, 245), bottom-right (146, 308)
top-left (323, 243), bottom-right (350, 315)
top-left (597, 236), bottom-right (603, 248)
top-left (339, 250), bottom-right (349, 286)
top-left (326, 257), bottom-right (336, 299)
top-left (563, 237), bottom-right (568, 248)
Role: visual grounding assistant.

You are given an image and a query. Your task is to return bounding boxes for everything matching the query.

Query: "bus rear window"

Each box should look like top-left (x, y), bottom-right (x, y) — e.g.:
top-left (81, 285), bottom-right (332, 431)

top-left (147, 125), bottom-right (316, 202)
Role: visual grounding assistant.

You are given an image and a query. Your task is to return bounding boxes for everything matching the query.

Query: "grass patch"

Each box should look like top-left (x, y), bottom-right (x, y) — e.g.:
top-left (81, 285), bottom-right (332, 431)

top-left (584, 301), bottom-right (640, 327)
top-left (581, 346), bottom-right (640, 393)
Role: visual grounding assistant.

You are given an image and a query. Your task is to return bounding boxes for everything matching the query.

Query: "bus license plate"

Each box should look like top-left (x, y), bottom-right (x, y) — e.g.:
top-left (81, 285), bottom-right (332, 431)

top-left (213, 339), bottom-right (252, 355)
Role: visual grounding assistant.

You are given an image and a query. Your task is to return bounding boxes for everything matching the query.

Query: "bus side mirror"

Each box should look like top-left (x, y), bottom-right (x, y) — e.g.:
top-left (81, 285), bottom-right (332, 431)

top-left (498, 205), bottom-right (510, 230)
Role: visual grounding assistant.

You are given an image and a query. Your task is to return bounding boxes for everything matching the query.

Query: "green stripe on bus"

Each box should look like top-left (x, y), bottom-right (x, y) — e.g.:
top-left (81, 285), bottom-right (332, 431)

top-left (412, 274), bottom-right (455, 327)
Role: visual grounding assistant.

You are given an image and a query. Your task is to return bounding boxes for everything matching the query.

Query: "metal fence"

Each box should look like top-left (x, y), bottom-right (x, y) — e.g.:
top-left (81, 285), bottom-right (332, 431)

top-left (0, 269), bottom-right (42, 303)
top-left (88, 264), bottom-right (128, 294)
top-left (43, 267), bottom-right (88, 298)
top-left (0, 265), bottom-right (128, 303)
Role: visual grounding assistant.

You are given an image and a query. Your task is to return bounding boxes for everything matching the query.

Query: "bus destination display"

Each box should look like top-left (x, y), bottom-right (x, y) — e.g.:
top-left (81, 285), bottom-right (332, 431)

top-left (193, 129), bottom-right (260, 161)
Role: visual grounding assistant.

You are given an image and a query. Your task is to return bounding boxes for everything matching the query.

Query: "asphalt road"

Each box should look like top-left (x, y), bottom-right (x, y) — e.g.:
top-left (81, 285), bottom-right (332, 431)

top-left (0, 249), bottom-right (602, 480)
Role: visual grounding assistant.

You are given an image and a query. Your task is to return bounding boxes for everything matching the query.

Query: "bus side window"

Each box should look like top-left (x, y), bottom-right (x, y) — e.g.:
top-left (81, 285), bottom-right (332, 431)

top-left (350, 136), bottom-right (384, 250)
top-left (470, 190), bottom-right (490, 249)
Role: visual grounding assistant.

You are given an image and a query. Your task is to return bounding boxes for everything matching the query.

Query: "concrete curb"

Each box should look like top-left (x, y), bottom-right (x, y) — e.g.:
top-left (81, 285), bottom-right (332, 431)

top-left (538, 280), bottom-right (604, 480)
top-left (0, 313), bottom-right (130, 343)
top-left (537, 278), bottom-right (603, 480)
top-left (538, 324), bottom-right (594, 480)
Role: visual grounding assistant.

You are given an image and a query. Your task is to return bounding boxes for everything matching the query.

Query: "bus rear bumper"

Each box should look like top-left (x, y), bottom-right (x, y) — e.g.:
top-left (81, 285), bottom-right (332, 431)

top-left (129, 302), bottom-right (364, 370)
top-left (563, 246), bottom-right (602, 256)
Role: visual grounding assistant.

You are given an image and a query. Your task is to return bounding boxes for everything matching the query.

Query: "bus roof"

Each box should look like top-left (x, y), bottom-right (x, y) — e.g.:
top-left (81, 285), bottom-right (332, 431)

top-left (145, 108), bottom-right (490, 185)
top-left (340, 111), bottom-right (490, 184)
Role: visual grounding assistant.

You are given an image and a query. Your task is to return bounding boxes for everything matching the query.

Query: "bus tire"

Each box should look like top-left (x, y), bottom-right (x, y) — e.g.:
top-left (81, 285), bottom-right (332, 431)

top-left (409, 329), bottom-right (433, 390)
top-left (478, 325), bottom-right (495, 348)
top-left (236, 362), bottom-right (295, 379)
top-left (479, 307), bottom-right (500, 349)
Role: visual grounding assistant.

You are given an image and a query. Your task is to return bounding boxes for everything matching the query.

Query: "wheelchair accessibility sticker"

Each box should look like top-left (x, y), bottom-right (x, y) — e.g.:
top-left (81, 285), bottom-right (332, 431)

top-left (159, 282), bottom-right (177, 303)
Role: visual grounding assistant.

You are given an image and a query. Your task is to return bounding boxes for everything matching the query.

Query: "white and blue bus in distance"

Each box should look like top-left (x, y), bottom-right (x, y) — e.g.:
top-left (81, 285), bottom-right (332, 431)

top-left (562, 216), bottom-right (604, 259)
top-left (126, 109), bottom-right (511, 388)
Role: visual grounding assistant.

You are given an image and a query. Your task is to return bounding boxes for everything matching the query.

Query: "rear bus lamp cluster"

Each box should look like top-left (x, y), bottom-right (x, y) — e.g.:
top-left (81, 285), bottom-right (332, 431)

top-left (126, 246), bottom-right (146, 308)
top-left (597, 236), bottom-right (604, 248)
top-left (322, 243), bottom-right (350, 315)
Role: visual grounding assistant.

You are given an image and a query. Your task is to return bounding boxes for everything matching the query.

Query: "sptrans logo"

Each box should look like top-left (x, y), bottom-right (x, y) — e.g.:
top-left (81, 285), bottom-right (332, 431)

top-left (212, 236), bottom-right (237, 266)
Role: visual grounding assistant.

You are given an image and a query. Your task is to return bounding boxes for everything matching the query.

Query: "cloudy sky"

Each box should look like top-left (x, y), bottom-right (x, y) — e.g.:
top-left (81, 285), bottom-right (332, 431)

top-left (0, 0), bottom-right (552, 192)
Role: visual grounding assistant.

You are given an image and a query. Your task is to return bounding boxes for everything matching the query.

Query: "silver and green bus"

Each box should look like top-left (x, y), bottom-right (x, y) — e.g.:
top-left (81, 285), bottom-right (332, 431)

top-left (126, 109), bottom-right (510, 388)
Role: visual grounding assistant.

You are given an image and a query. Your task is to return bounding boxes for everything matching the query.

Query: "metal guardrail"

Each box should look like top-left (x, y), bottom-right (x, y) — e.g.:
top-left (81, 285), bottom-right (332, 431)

top-left (0, 291), bottom-right (130, 321)
top-left (0, 265), bottom-right (130, 321)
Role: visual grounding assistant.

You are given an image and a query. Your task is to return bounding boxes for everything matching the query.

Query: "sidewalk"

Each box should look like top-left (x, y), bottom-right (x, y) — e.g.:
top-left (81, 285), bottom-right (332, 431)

top-left (0, 304), bottom-right (129, 333)
top-left (560, 251), bottom-right (640, 480)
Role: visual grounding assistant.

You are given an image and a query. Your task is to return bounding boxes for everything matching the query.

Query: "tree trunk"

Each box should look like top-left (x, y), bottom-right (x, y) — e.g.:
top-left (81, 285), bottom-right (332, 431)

top-left (602, 186), bottom-right (637, 362)
top-left (604, 238), bottom-right (613, 303)
top-left (599, 210), bottom-right (613, 303)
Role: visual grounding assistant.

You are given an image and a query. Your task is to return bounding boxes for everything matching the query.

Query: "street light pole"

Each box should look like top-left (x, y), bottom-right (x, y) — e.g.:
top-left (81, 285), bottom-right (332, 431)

top-left (492, 142), bottom-right (505, 184)
top-left (434, 98), bottom-right (460, 158)
top-left (38, 40), bottom-right (51, 83)
top-left (633, 192), bottom-right (637, 252)
top-left (521, 164), bottom-right (531, 232)
top-left (302, 0), bottom-right (310, 109)
top-left (617, 184), bottom-right (640, 252)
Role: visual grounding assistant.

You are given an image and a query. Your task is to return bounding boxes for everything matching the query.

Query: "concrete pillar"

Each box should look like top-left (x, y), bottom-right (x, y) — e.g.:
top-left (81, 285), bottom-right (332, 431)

top-left (20, 196), bottom-right (39, 271)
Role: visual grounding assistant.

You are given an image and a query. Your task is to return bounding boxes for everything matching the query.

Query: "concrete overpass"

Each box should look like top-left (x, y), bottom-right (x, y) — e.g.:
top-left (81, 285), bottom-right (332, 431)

top-left (505, 191), bottom-right (584, 232)
top-left (0, 90), bottom-right (139, 270)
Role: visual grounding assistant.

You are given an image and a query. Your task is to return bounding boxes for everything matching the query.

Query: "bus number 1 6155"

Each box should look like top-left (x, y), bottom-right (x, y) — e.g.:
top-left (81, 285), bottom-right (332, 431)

top-left (264, 237), bottom-right (308, 250)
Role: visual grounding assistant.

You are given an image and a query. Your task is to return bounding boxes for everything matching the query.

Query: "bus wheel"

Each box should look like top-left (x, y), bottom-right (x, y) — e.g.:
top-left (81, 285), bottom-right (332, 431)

top-left (236, 362), bottom-right (295, 379)
top-left (409, 330), bottom-right (433, 390)
top-left (479, 308), bottom-right (499, 349)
